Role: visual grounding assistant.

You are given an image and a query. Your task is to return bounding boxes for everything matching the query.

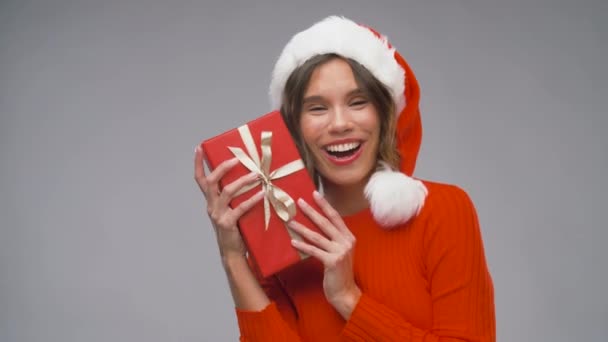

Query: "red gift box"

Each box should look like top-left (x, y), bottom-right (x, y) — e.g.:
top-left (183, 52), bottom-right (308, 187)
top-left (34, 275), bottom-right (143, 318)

top-left (201, 111), bottom-right (325, 278)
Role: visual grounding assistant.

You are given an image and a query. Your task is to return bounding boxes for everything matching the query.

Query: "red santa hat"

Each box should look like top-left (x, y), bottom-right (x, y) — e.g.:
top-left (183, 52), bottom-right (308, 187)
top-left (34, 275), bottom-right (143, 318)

top-left (269, 16), bottom-right (427, 228)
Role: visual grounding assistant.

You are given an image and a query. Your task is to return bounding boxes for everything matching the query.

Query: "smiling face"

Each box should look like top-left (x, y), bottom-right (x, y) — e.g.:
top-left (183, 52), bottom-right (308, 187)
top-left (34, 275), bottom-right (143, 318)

top-left (299, 58), bottom-right (381, 192)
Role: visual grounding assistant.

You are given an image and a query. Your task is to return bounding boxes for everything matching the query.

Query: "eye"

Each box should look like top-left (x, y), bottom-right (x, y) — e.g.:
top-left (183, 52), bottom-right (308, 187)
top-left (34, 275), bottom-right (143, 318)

top-left (350, 98), bottom-right (369, 108)
top-left (306, 105), bottom-right (327, 114)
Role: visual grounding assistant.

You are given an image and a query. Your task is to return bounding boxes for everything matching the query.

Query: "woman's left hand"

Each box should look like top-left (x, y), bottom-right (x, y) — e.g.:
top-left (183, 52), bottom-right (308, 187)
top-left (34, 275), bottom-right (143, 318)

top-left (287, 191), bottom-right (362, 320)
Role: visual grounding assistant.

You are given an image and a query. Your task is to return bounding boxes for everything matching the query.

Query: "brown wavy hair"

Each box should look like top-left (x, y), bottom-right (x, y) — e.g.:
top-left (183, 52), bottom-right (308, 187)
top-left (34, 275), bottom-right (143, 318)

top-left (280, 54), bottom-right (400, 185)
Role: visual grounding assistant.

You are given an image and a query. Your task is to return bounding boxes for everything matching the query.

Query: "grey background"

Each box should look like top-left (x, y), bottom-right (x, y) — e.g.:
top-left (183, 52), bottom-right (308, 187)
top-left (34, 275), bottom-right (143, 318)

top-left (1, 0), bottom-right (606, 341)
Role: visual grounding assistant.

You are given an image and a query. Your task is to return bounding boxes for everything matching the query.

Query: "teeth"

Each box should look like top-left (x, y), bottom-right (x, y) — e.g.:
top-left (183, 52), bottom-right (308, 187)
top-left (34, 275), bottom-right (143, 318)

top-left (325, 142), bottom-right (360, 152)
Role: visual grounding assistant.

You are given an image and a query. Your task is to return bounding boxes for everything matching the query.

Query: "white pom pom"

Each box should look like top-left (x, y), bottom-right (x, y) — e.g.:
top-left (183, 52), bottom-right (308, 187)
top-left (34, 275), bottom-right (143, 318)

top-left (364, 167), bottom-right (428, 228)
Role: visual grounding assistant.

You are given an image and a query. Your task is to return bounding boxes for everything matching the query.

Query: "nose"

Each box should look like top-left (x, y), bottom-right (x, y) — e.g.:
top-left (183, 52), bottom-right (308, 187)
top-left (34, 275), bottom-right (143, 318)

top-left (328, 106), bottom-right (353, 134)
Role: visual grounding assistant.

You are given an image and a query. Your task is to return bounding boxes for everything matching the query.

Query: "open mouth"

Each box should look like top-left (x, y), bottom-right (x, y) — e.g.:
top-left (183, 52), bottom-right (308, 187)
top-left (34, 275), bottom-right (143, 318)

top-left (324, 142), bottom-right (362, 159)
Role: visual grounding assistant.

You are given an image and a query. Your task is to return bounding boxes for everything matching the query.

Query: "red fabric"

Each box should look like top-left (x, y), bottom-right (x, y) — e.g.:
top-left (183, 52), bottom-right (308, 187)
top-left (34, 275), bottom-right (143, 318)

top-left (201, 111), bottom-right (324, 277)
top-left (361, 25), bottom-right (422, 176)
top-left (394, 51), bottom-right (423, 177)
top-left (235, 182), bottom-right (496, 341)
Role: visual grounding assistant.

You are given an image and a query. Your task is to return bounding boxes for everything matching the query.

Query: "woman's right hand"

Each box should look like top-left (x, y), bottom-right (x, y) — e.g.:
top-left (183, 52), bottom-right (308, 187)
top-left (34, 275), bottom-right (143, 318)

top-left (194, 145), bottom-right (265, 260)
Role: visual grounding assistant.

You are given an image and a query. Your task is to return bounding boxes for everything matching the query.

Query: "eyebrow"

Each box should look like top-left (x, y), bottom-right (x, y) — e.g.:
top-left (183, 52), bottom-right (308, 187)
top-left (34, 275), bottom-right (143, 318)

top-left (302, 89), bottom-right (365, 104)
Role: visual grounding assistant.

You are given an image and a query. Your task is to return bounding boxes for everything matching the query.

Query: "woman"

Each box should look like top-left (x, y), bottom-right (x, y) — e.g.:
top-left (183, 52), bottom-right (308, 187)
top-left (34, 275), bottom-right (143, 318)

top-left (195, 16), bottom-right (495, 341)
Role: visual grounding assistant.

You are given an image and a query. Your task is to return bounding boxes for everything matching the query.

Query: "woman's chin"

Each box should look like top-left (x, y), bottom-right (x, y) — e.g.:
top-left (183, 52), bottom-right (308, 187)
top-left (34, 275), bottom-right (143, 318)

top-left (320, 171), bottom-right (370, 190)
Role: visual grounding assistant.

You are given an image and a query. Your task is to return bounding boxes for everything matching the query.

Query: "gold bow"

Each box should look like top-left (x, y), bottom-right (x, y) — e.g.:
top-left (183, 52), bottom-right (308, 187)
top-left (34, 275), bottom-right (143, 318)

top-left (229, 125), bottom-right (305, 231)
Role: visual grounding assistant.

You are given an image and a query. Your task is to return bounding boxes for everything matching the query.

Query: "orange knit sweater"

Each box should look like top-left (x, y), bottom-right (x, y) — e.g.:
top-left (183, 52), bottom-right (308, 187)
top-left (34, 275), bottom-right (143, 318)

top-left (235, 181), bottom-right (495, 341)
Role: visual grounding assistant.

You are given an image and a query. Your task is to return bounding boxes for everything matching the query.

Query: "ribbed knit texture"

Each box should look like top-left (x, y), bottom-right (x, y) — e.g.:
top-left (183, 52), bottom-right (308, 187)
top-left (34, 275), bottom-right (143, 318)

top-left (236, 181), bottom-right (495, 341)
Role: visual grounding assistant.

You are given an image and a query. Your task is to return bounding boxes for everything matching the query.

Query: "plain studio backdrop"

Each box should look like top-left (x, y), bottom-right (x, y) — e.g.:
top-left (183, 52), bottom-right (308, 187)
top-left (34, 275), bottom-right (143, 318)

top-left (1, 0), bottom-right (606, 341)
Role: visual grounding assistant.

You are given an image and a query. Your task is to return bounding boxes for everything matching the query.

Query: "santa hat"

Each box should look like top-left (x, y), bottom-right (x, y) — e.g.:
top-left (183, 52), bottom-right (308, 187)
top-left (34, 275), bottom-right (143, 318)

top-left (269, 16), bottom-right (428, 228)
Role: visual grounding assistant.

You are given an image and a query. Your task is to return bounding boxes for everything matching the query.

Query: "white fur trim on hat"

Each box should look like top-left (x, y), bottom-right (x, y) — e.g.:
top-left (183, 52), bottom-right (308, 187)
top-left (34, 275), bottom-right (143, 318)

top-left (269, 16), bottom-right (406, 115)
top-left (364, 163), bottom-right (428, 228)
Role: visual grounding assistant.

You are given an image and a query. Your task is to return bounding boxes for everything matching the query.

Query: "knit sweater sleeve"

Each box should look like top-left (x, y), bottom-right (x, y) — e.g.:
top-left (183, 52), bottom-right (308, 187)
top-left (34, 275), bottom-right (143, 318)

top-left (235, 264), bottom-right (301, 341)
top-left (341, 185), bottom-right (496, 341)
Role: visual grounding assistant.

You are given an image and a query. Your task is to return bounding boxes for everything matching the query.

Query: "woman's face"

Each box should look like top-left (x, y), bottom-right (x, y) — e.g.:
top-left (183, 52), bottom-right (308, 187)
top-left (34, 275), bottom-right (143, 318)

top-left (299, 58), bottom-right (380, 191)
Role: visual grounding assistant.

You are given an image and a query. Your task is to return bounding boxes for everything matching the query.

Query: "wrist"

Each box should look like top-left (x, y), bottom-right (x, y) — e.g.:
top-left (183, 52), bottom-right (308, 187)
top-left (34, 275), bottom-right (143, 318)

top-left (221, 253), bottom-right (248, 270)
top-left (331, 286), bottom-right (362, 320)
top-left (220, 253), bottom-right (270, 311)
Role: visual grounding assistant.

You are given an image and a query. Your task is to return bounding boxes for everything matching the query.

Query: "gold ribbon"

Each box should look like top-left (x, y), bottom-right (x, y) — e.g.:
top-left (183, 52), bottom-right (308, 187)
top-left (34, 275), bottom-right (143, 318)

top-left (229, 125), bottom-right (305, 232)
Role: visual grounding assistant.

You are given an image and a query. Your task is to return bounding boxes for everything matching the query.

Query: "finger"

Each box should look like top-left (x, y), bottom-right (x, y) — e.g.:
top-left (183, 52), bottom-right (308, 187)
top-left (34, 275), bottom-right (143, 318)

top-left (288, 220), bottom-right (335, 252)
top-left (194, 145), bottom-right (208, 194)
top-left (290, 238), bottom-right (331, 263)
top-left (297, 198), bottom-right (341, 241)
top-left (312, 191), bottom-right (355, 240)
top-left (230, 190), bottom-right (265, 220)
top-left (206, 157), bottom-right (241, 197)
top-left (218, 172), bottom-right (259, 207)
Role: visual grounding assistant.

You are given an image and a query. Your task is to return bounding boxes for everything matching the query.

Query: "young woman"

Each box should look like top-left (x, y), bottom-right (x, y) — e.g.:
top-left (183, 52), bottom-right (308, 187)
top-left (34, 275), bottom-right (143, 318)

top-left (195, 16), bottom-right (495, 341)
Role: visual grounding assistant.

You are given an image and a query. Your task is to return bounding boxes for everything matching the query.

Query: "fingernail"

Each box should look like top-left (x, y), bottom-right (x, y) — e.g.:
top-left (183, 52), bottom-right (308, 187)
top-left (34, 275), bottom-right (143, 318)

top-left (247, 172), bottom-right (258, 180)
top-left (195, 145), bottom-right (201, 153)
top-left (297, 198), bottom-right (306, 207)
top-left (291, 239), bottom-right (299, 246)
top-left (313, 190), bottom-right (322, 199)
